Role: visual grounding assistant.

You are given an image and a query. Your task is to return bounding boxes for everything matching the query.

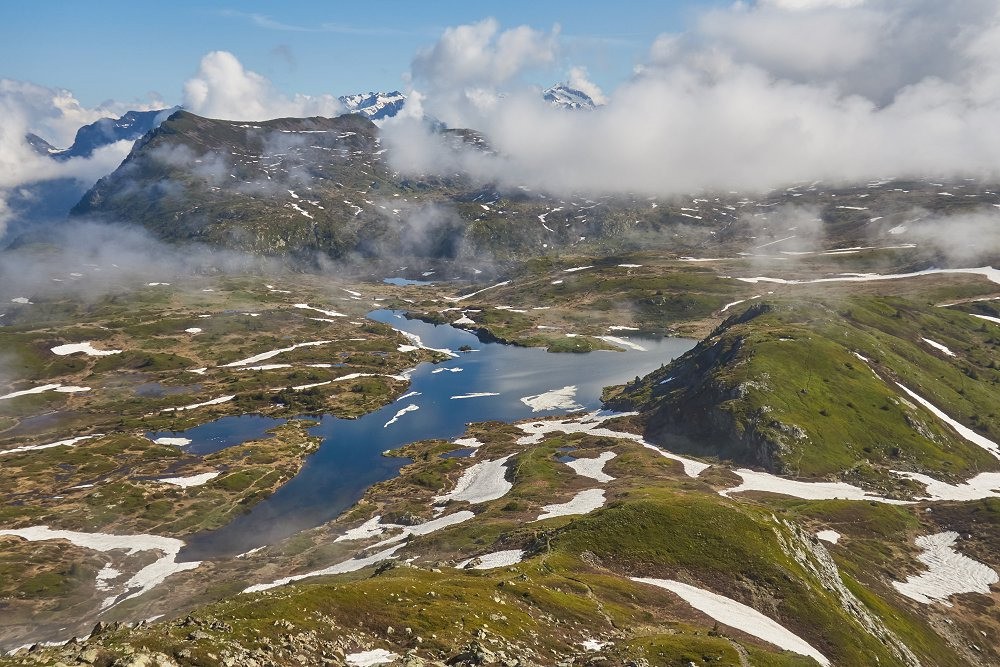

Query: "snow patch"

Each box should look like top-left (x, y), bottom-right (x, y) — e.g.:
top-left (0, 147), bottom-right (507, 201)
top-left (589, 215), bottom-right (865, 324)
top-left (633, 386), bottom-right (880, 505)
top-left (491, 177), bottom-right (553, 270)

top-left (921, 338), bottom-right (956, 357)
top-left (434, 456), bottom-right (513, 504)
top-left (520, 385), bottom-right (582, 412)
top-left (51, 342), bottom-right (122, 357)
top-left (517, 413), bottom-right (709, 478)
top-left (597, 335), bottom-right (647, 352)
top-left (346, 649), bottom-right (400, 667)
top-left (632, 578), bottom-right (829, 666)
top-left (161, 395), bottom-right (235, 412)
top-left (721, 468), bottom-right (910, 503)
top-left (892, 531), bottom-right (998, 606)
top-left (293, 303), bottom-right (345, 318)
top-left (0, 526), bottom-right (200, 610)
top-left (153, 437), bottom-right (191, 446)
top-left (816, 530), bottom-right (841, 544)
top-left (896, 382), bottom-right (1000, 458)
top-left (156, 471), bottom-right (219, 488)
top-left (384, 404), bottom-right (419, 428)
top-left (535, 488), bottom-right (605, 520)
top-left (565, 451), bottom-right (616, 482)
top-left (457, 549), bottom-right (525, 569)
top-left (0, 434), bottom-right (102, 456)
top-left (223, 340), bottom-right (333, 367)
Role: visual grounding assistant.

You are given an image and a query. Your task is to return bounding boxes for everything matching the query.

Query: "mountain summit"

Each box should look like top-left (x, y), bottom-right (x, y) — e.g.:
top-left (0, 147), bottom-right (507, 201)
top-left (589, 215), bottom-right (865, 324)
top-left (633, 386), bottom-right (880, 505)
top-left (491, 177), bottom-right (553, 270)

top-left (338, 91), bottom-right (406, 120)
top-left (543, 84), bottom-right (598, 110)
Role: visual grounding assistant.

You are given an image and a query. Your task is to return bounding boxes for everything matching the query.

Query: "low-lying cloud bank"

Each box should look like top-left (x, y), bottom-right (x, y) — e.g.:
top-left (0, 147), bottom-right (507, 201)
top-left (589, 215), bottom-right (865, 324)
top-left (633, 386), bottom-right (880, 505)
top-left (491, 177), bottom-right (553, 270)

top-left (384, 1), bottom-right (1000, 197)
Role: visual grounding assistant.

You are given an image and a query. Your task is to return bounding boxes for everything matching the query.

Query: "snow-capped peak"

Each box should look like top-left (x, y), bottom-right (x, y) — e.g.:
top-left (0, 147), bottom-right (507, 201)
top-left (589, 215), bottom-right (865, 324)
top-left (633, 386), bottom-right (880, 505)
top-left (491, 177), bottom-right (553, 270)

top-left (339, 91), bottom-right (407, 120)
top-left (543, 84), bottom-right (598, 110)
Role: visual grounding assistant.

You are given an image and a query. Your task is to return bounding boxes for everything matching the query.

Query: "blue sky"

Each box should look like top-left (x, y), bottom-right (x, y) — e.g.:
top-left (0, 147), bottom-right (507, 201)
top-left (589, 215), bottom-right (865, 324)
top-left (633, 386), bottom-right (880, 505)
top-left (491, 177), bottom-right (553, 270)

top-left (0, 1), bottom-right (722, 107)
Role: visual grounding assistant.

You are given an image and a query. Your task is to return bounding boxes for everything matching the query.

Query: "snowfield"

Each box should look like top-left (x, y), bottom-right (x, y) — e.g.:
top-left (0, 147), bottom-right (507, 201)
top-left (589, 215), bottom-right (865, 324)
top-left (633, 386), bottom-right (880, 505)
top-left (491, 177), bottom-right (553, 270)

top-left (0, 383), bottom-right (91, 400)
top-left (456, 549), bottom-right (525, 569)
top-left (155, 471), bottom-right (220, 488)
top-left (535, 488), bottom-right (606, 520)
top-left (222, 340), bottom-right (333, 367)
top-left (892, 531), bottom-right (998, 606)
top-left (921, 338), bottom-right (956, 357)
top-left (520, 385), bottom-right (583, 412)
top-left (735, 266), bottom-right (1000, 286)
top-left (161, 395), bottom-right (235, 412)
top-left (632, 577), bottom-right (830, 666)
top-left (152, 437), bottom-right (191, 446)
top-left (721, 468), bottom-right (911, 503)
top-left (895, 382), bottom-right (1000, 458)
top-left (893, 470), bottom-right (1000, 501)
top-left (0, 526), bottom-right (200, 610)
top-left (345, 649), bottom-right (399, 666)
top-left (0, 434), bottom-right (103, 456)
top-left (384, 404), bottom-right (419, 428)
top-left (517, 412), bottom-right (710, 478)
top-left (51, 342), bottom-right (122, 357)
top-left (816, 530), bottom-right (841, 544)
top-left (564, 451), bottom-right (616, 482)
top-left (433, 456), bottom-right (513, 504)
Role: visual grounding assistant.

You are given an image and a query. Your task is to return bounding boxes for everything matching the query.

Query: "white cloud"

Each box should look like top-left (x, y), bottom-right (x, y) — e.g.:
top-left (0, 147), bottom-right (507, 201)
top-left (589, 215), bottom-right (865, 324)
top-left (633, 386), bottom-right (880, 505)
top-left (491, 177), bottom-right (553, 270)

top-left (385, 4), bottom-right (1000, 200)
top-left (566, 66), bottom-right (607, 105)
top-left (182, 51), bottom-right (342, 121)
top-left (0, 80), bottom-right (139, 238)
top-left (409, 18), bottom-right (559, 127)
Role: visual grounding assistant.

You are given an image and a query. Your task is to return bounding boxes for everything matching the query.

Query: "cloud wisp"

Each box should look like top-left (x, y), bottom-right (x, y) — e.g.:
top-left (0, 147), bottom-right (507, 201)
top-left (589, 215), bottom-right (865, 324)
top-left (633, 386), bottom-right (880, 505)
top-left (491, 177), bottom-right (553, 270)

top-left (383, 3), bottom-right (1000, 200)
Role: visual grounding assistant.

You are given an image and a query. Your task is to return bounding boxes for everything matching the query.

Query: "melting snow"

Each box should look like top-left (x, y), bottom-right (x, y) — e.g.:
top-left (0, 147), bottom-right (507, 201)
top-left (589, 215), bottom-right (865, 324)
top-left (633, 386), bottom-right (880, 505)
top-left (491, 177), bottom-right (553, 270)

top-left (345, 649), bottom-right (400, 666)
top-left (816, 530), bottom-right (841, 544)
top-left (535, 489), bottom-right (606, 520)
top-left (223, 340), bottom-right (333, 367)
top-left (451, 392), bottom-right (499, 399)
top-left (597, 335), bottom-right (647, 352)
top-left (244, 544), bottom-right (405, 593)
top-left (632, 577), bottom-right (829, 666)
top-left (384, 404), bottom-right (419, 428)
top-left (895, 382), bottom-right (1000, 458)
top-left (0, 383), bottom-right (90, 400)
top-left (161, 395), bottom-right (234, 412)
top-left (721, 469), bottom-right (910, 503)
top-left (892, 471), bottom-right (1000, 502)
top-left (457, 549), bottom-right (525, 569)
top-left (452, 281), bottom-right (511, 301)
top-left (51, 342), bottom-right (122, 356)
top-left (565, 451), bottom-right (616, 482)
top-left (293, 303), bottom-right (345, 318)
top-left (156, 471), bottom-right (219, 488)
top-left (921, 338), bottom-right (956, 357)
top-left (0, 434), bottom-right (103, 456)
top-left (973, 313), bottom-right (1000, 325)
top-left (735, 266), bottom-right (1000, 286)
top-left (892, 531), bottom-right (998, 606)
top-left (520, 385), bottom-right (583, 412)
top-left (434, 456), bottom-right (513, 504)
top-left (0, 526), bottom-right (200, 610)
top-left (517, 413), bottom-right (710, 478)
top-left (335, 515), bottom-right (389, 542)
top-left (152, 437), bottom-right (191, 446)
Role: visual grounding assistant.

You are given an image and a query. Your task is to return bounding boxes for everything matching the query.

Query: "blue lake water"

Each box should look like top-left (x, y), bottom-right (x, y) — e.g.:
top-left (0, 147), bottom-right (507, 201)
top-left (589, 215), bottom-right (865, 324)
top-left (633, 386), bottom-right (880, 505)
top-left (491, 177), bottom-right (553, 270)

top-left (149, 415), bottom-right (287, 455)
top-left (178, 310), bottom-right (694, 560)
